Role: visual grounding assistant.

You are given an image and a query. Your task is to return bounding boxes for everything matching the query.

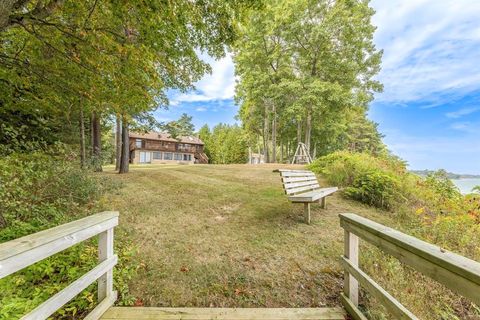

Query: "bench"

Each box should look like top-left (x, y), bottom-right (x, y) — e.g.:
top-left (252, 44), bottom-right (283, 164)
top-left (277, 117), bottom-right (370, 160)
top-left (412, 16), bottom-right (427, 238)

top-left (275, 169), bottom-right (338, 224)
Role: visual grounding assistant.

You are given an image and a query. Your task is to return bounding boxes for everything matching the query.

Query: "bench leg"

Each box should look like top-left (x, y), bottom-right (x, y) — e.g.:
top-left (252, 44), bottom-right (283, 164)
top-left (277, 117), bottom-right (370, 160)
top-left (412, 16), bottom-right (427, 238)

top-left (304, 203), bottom-right (311, 224)
top-left (321, 197), bottom-right (327, 209)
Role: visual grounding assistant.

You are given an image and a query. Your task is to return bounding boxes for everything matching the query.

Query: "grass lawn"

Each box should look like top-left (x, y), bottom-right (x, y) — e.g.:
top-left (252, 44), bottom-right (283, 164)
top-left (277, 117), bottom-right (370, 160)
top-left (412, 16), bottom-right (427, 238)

top-left (100, 164), bottom-right (395, 308)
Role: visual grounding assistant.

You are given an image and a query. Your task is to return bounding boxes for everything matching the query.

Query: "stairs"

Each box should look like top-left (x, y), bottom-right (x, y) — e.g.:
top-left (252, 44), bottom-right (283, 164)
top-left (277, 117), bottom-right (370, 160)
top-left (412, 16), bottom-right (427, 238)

top-left (101, 307), bottom-right (346, 319)
top-left (195, 152), bottom-right (209, 164)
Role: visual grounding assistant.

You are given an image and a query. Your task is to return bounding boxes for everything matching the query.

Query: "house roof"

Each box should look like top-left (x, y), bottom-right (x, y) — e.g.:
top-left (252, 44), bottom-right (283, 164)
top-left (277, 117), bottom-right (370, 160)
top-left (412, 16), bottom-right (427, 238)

top-left (129, 131), bottom-right (204, 145)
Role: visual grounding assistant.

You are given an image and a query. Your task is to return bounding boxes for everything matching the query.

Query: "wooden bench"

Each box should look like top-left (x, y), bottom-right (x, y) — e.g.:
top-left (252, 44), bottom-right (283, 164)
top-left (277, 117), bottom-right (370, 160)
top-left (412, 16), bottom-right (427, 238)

top-left (275, 169), bottom-right (338, 224)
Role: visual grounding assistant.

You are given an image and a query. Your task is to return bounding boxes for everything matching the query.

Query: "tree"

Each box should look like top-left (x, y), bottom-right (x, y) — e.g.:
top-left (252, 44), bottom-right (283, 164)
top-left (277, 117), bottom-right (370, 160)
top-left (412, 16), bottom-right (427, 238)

top-left (163, 113), bottom-right (195, 138)
top-left (1, 0), bottom-right (254, 173)
top-left (198, 124), bottom-right (212, 160)
top-left (234, 0), bottom-right (384, 160)
top-left (201, 124), bottom-right (248, 164)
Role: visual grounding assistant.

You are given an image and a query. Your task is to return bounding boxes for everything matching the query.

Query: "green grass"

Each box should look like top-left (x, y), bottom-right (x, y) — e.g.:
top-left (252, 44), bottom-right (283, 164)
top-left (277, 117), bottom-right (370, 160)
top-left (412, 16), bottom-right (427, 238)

top-left (99, 164), bottom-right (395, 309)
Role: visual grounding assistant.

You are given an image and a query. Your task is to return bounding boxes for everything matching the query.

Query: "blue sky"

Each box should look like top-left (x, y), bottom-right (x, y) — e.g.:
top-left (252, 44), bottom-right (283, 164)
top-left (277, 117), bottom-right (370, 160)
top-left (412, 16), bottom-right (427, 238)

top-left (157, 0), bottom-right (480, 174)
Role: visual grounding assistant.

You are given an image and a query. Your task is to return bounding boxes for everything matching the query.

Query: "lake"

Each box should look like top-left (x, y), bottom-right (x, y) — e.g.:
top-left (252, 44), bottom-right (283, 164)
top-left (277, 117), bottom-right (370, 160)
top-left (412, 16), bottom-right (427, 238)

top-left (451, 178), bottom-right (480, 194)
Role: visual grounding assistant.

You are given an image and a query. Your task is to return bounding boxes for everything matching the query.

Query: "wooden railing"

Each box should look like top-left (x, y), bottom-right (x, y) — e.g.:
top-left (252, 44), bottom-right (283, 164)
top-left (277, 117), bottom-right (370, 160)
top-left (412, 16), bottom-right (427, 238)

top-left (340, 213), bottom-right (480, 320)
top-left (0, 211), bottom-right (119, 320)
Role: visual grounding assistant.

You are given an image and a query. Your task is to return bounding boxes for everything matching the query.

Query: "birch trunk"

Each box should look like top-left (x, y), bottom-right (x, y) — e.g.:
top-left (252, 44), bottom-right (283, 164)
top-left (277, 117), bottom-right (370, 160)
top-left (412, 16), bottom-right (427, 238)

top-left (79, 109), bottom-right (86, 168)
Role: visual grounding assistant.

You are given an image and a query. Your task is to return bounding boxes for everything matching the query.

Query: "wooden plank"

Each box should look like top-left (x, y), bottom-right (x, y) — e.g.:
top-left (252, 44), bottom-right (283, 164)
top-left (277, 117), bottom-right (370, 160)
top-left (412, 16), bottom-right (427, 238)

top-left (288, 187), bottom-right (338, 202)
top-left (339, 293), bottom-right (368, 320)
top-left (286, 184), bottom-right (320, 195)
top-left (98, 228), bottom-right (114, 301)
top-left (101, 307), bottom-right (346, 320)
top-left (84, 291), bottom-right (118, 320)
top-left (0, 214), bottom-right (119, 279)
top-left (22, 255), bottom-right (118, 320)
top-left (304, 203), bottom-right (311, 224)
top-left (340, 213), bottom-right (480, 305)
top-left (342, 257), bottom-right (417, 319)
top-left (282, 176), bottom-right (318, 183)
top-left (280, 172), bottom-right (316, 178)
top-left (0, 211), bottom-right (118, 260)
top-left (344, 231), bottom-right (359, 306)
top-left (284, 180), bottom-right (319, 190)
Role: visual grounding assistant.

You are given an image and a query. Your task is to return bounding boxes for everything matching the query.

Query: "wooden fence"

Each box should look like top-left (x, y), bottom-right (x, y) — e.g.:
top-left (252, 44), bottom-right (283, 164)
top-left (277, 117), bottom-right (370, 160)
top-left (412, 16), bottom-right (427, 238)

top-left (0, 211), bottom-right (119, 320)
top-left (340, 213), bottom-right (480, 320)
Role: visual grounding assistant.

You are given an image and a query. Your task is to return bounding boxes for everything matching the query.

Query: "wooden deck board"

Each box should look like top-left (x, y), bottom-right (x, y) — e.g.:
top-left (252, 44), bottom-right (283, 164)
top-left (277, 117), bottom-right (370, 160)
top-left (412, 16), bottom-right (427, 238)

top-left (100, 307), bottom-right (346, 319)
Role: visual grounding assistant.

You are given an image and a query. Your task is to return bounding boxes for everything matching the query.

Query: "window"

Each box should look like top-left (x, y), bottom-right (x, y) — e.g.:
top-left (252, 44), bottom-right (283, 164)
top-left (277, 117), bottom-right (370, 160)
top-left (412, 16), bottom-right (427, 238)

top-left (174, 153), bottom-right (182, 160)
top-left (178, 143), bottom-right (191, 151)
top-left (139, 151), bottom-right (151, 163)
top-left (163, 152), bottom-right (172, 160)
top-left (153, 152), bottom-right (162, 160)
top-left (183, 154), bottom-right (191, 161)
top-left (135, 139), bottom-right (142, 148)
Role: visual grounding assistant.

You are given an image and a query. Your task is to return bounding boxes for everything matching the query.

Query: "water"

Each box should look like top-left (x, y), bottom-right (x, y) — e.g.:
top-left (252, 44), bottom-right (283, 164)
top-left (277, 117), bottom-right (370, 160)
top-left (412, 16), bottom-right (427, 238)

top-left (451, 178), bottom-right (480, 194)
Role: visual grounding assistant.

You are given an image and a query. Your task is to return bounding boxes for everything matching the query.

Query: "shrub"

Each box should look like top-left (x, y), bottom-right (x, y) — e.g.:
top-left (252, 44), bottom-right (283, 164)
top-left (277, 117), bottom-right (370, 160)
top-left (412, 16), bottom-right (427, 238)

top-left (309, 151), bottom-right (408, 210)
top-left (0, 150), bottom-right (136, 319)
top-left (344, 171), bottom-right (403, 210)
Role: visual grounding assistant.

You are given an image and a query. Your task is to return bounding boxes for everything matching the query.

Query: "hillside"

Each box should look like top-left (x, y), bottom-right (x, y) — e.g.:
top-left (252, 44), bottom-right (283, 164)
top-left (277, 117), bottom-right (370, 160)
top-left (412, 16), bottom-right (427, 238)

top-left (98, 164), bottom-right (477, 319)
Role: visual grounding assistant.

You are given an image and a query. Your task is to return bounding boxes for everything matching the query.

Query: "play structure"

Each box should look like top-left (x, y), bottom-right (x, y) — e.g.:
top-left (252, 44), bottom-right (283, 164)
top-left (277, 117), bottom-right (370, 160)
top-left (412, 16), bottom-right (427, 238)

top-left (291, 142), bottom-right (312, 164)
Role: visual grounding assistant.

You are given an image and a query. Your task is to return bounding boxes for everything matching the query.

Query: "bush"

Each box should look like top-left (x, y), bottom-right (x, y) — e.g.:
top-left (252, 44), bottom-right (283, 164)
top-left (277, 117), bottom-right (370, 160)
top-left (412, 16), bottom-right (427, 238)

top-left (309, 151), bottom-right (408, 210)
top-left (0, 150), bottom-right (136, 319)
top-left (344, 171), bottom-right (403, 210)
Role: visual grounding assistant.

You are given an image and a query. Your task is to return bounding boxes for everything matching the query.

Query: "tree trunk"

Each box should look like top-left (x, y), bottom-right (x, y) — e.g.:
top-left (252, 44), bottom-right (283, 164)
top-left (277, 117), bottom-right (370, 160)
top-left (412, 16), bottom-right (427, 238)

top-left (297, 120), bottom-right (302, 145)
top-left (115, 114), bottom-right (122, 171)
top-left (271, 102), bottom-right (277, 163)
top-left (92, 111), bottom-right (102, 172)
top-left (263, 104), bottom-right (270, 163)
top-left (304, 110), bottom-right (312, 156)
top-left (79, 108), bottom-right (86, 168)
top-left (119, 115), bottom-right (129, 174)
top-left (90, 113), bottom-right (94, 158)
top-left (280, 141), bottom-right (284, 163)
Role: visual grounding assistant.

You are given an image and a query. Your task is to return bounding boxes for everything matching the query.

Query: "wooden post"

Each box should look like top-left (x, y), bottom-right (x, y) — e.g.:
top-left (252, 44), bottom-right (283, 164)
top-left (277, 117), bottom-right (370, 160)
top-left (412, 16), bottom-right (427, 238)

top-left (321, 197), bottom-right (327, 209)
top-left (304, 203), bottom-right (311, 224)
top-left (344, 230), bottom-right (359, 306)
top-left (98, 228), bottom-right (114, 301)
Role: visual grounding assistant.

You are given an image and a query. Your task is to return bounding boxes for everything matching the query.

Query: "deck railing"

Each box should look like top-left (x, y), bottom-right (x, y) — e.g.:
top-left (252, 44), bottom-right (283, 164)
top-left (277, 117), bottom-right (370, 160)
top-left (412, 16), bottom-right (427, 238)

top-left (0, 211), bottom-right (119, 320)
top-left (340, 213), bottom-right (480, 320)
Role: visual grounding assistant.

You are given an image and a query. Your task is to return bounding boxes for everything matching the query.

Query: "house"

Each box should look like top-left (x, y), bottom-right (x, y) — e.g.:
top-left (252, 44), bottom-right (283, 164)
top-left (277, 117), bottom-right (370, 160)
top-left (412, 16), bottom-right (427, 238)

top-left (129, 132), bottom-right (208, 164)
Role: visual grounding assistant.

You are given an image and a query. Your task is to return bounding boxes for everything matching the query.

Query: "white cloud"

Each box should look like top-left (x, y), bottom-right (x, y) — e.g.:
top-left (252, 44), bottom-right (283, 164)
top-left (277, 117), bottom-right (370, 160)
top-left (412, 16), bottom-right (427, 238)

top-left (445, 106), bottom-right (480, 118)
top-left (170, 53), bottom-right (235, 104)
top-left (195, 107), bottom-right (207, 112)
top-left (371, 0), bottom-right (480, 104)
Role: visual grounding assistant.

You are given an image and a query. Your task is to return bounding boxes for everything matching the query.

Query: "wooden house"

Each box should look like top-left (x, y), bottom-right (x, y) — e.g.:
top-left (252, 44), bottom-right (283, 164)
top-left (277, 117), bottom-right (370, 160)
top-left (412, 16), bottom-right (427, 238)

top-left (129, 132), bottom-right (208, 164)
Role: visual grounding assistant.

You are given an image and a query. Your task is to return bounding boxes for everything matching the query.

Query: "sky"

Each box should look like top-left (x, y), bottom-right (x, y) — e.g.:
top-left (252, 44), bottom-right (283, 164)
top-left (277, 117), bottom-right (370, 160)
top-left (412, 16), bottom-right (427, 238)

top-left (156, 0), bottom-right (480, 174)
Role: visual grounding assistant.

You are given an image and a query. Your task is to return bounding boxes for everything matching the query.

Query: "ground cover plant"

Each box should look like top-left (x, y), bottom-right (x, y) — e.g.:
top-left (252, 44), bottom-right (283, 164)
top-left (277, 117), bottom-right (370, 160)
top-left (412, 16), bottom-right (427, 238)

top-left (0, 151), bottom-right (138, 319)
top-left (309, 151), bottom-right (480, 319)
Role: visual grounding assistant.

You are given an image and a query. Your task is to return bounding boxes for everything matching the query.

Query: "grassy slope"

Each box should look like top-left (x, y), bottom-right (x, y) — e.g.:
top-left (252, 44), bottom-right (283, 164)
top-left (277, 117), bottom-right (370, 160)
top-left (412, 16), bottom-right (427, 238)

top-left (100, 164), bottom-right (397, 309)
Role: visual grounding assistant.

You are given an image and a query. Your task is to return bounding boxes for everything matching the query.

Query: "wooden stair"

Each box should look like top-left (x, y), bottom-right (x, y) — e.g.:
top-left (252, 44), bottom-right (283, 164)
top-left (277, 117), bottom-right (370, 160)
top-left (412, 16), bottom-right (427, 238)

top-left (195, 152), bottom-right (209, 164)
top-left (100, 307), bottom-right (346, 319)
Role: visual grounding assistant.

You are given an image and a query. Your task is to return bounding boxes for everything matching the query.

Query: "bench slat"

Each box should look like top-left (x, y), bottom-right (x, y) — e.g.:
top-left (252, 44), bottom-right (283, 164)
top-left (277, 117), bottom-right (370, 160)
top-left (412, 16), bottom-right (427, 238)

top-left (282, 176), bottom-right (318, 183)
top-left (280, 171), bottom-right (316, 178)
top-left (284, 180), bottom-right (319, 190)
top-left (288, 187), bottom-right (338, 202)
top-left (286, 184), bottom-right (320, 195)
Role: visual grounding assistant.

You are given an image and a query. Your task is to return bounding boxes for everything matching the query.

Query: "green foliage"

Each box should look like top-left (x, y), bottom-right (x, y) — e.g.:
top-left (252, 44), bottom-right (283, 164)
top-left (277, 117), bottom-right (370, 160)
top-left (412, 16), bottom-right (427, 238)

top-left (163, 113), bottom-right (196, 138)
top-left (311, 151), bottom-right (480, 318)
top-left (199, 124), bottom-right (248, 164)
top-left (234, 0), bottom-right (385, 161)
top-left (345, 171), bottom-right (402, 210)
top-left (0, 241), bottom-right (138, 319)
top-left (0, 150), bottom-right (137, 319)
